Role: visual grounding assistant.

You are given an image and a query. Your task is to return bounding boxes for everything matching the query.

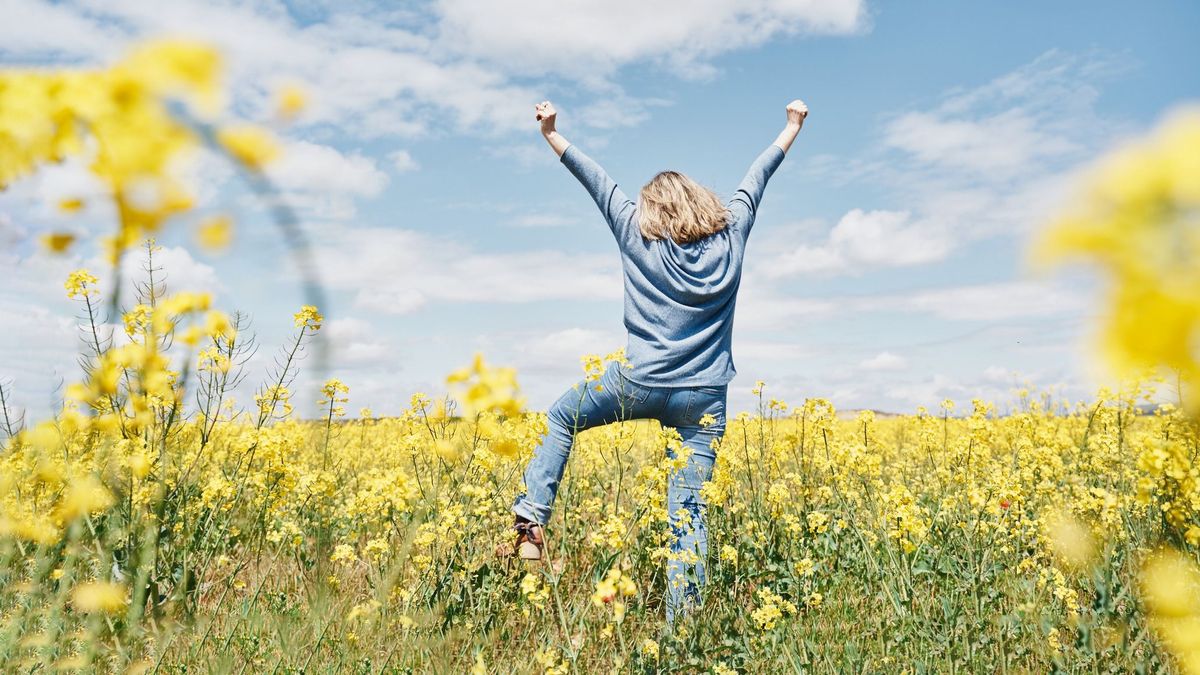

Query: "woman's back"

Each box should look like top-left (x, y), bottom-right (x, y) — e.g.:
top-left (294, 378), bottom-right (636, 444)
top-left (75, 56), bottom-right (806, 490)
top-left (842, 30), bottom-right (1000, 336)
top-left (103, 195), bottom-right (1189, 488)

top-left (559, 142), bottom-right (786, 387)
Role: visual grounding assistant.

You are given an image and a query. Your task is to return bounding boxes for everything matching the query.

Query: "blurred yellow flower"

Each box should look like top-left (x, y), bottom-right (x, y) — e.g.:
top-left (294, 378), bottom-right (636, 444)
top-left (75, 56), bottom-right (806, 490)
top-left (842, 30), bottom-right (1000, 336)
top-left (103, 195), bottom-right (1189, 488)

top-left (72, 581), bottom-right (127, 614)
top-left (1141, 548), bottom-right (1200, 674)
top-left (276, 84), bottom-right (308, 120)
top-left (1044, 509), bottom-right (1097, 570)
top-left (39, 231), bottom-right (76, 253)
top-left (55, 474), bottom-right (114, 522)
top-left (197, 214), bottom-right (233, 250)
top-left (446, 352), bottom-right (525, 418)
top-left (591, 567), bottom-right (637, 613)
top-left (57, 197), bottom-right (85, 213)
top-left (217, 125), bottom-right (280, 170)
top-left (434, 438), bottom-right (461, 463)
top-left (1032, 106), bottom-right (1200, 407)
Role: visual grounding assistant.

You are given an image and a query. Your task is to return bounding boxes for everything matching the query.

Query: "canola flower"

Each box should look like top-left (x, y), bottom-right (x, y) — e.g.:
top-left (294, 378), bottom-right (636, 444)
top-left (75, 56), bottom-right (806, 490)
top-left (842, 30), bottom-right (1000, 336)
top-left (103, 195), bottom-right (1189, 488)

top-left (2, 40), bottom-right (225, 262)
top-left (71, 582), bottom-right (128, 614)
top-left (196, 213), bottom-right (233, 250)
top-left (1033, 105), bottom-right (1200, 410)
top-left (40, 231), bottom-right (77, 254)
top-left (1032, 110), bottom-right (1200, 675)
top-left (446, 352), bottom-right (524, 418)
top-left (319, 378), bottom-right (350, 418)
top-left (751, 587), bottom-right (797, 631)
top-left (275, 84), bottom-right (309, 121)
top-left (64, 269), bottom-right (99, 299)
top-left (1141, 548), bottom-right (1200, 675)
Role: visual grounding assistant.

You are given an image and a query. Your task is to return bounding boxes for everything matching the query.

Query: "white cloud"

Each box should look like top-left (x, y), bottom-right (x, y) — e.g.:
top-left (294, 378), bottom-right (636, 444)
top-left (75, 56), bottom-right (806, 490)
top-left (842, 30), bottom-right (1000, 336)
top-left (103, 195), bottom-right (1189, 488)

top-left (898, 280), bottom-right (1084, 322)
top-left (30, 157), bottom-right (110, 213)
top-left (881, 49), bottom-right (1129, 178)
top-left (253, 140), bottom-right (391, 219)
top-left (784, 49), bottom-right (1135, 277)
top-left (4, 0), bottom-right (871, 141)
top-left (310, 227), bottom-right (622, 314)
top-left (10, 0), bottom-right (536, 136)
top-left (0, 214), bottom-right (24, 247)
top-left (436, 0), bottom-right (868, 79)
top-left (0, 0), bottom-right (121, 59)
top-left (354, 287), bottom-right (429, 315)
top-left (740, 277), bottom-right (1087, 329)
top-left (268, 140), bottom-right (389, 197)
top-left (859, 351), bottom-right (907, 371)
top-left (763, 208), bottom-right (950, 276)
top-left (110, 245), bottom-right (226, 302)
top-left (0, 271), bottom-right (95, 417)
top-left (515, 327), bottom-right (625, 370)
top-left (389, 149), bottom-right (420, 173)
top-left (734, 283), bottom-right (837, 331)
top-left (324, 317), bottom-right (393, 368)
top-left (882, 373), bottom-right (983, 411)
top-left (877, 362), bottom-right (1091, 414)
top-left (0, 144), bottom-right (240, 249)
top-left (884, 109), bottom-right (1076, 178)
top-left (982, 365), bottom-right (1015, 384)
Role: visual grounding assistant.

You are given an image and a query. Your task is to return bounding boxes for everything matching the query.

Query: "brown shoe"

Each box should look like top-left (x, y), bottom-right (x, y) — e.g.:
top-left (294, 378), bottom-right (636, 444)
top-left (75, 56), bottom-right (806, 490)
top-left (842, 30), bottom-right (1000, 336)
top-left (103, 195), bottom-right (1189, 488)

top-left (514, 521), bottom-right (544, 560)
top-left (496, 517), bottom-right (545, 561)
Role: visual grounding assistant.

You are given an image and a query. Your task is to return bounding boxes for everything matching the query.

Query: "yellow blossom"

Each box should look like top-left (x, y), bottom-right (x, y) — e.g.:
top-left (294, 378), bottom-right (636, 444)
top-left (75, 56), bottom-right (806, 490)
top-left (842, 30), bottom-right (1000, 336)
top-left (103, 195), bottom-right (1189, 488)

top-left (197, 214), bottom-right (233, 250)
top-left (39, 231), bottom-right (76, 253)
top-left (58, 197), bottom-right (85, 213)
top-left (71, 582), bottom-right (127, 614)
top-left (64, 269), bottom-right (99, 299)
top-left (294, 305), bottom-right (323, 331)
top-left (276, 84), bottom-right (308, 120)
top-left (216, 124), bottom-right (280, 169)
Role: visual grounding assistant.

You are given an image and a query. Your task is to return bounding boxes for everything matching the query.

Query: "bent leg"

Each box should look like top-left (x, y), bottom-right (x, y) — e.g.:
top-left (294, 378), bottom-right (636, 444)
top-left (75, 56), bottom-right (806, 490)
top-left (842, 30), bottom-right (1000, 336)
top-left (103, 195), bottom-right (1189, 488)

top-left (512, 362), bottom-right (649, 525)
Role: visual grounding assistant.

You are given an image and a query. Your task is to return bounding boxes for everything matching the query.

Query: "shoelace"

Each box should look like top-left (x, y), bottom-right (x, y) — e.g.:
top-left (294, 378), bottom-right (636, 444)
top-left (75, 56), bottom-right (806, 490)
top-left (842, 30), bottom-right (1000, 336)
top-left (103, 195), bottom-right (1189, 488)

top-left (513, 521), bottom-right (542, 543)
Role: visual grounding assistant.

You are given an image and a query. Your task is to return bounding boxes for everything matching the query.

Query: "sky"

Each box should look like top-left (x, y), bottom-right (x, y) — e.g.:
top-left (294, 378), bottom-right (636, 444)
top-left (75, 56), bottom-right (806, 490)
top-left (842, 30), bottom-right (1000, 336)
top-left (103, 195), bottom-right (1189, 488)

top-left (1, 0), bottom-right (1199, 421)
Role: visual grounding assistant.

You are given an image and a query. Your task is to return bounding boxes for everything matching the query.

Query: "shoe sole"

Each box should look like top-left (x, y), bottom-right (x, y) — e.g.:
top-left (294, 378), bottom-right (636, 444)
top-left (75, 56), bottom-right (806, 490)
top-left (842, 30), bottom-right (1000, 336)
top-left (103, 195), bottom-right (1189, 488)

top-left (518, 541), bottom-right (543, 560)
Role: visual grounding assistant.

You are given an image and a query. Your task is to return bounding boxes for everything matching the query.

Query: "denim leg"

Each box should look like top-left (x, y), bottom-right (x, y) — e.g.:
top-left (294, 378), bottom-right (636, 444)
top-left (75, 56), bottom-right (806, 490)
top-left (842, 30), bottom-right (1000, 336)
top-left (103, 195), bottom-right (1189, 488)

top-left (511, 396), bottom-right (579, 525)
top-left (664, 389), bottom-right (726, 625)
top-left (512, 363), bottom-right (647, 525)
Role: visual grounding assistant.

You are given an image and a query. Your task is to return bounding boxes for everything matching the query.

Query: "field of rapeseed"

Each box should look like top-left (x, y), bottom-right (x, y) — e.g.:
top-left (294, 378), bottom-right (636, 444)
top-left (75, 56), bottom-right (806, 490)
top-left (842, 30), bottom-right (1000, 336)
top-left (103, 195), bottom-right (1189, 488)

top-left (3, 40), bottom-right (1200, 674)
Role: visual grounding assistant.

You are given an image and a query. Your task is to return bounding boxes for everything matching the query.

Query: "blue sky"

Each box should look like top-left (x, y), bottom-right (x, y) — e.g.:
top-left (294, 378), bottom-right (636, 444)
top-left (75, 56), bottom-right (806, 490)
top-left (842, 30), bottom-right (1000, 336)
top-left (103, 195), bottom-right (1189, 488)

top-left (2, 0), bottom-right (1199, 419)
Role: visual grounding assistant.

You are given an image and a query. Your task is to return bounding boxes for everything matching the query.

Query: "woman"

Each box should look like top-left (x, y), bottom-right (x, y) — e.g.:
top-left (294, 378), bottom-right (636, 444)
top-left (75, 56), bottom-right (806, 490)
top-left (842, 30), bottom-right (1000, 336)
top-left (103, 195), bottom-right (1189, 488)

top-left (505, 98), bottom-right (808, 623)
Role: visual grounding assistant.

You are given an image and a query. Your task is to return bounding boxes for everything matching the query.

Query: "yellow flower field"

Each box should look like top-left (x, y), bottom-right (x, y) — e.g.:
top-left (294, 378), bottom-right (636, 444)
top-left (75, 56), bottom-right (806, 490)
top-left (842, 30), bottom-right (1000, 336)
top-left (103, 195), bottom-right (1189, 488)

top-left (2, 322), bottom-right (1199, 672)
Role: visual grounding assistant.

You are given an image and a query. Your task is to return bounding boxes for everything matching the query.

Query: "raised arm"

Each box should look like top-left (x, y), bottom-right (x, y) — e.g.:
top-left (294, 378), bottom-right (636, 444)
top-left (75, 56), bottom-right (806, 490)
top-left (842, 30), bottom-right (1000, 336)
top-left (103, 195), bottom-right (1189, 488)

top-left (773, 99), bottom-right (808, 154)
top-left (728, 99), bottom-right (808, 235)
top-left (536, 101), bottom-right (571, 157)
top-left (535, 100), bottom-right (636, 242)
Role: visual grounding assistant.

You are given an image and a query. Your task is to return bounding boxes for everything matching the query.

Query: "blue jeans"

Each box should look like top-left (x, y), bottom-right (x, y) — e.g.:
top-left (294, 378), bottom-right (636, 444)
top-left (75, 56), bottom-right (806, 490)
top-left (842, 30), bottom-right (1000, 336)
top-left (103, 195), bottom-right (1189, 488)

top-left (511, 361), bottom-right (727, 624)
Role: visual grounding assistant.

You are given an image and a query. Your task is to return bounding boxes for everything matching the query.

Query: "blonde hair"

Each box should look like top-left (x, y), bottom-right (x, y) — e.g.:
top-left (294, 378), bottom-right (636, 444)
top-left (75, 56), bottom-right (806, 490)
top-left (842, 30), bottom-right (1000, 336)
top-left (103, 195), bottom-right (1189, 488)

top-left (637, 171), bottom-right (730, 244)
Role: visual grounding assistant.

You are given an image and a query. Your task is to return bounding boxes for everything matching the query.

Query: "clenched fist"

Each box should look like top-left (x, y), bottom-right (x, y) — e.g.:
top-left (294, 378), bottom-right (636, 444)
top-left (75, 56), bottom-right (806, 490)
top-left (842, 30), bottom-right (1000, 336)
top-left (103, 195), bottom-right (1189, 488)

top-left (786, 99), bottom-right (808, 129)
top-left (535, 100), bottom-right (557, 135)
